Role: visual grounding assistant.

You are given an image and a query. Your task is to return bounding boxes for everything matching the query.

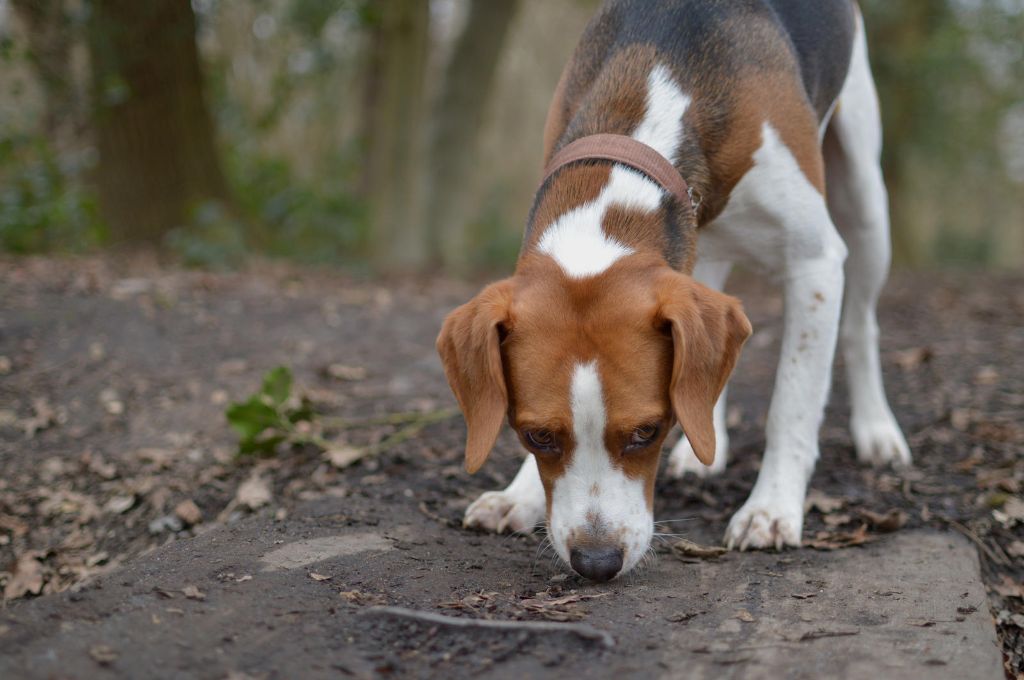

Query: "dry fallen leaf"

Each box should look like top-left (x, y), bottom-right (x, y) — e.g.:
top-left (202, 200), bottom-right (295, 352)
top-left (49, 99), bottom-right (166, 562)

top-left (0, 514), bottom-right (29, 537)
top-left (103, 494), bottom-right (136, 515)
top-left (85, 453), bottom-right (118, 480)
top-left (339, 590), bottom-right (386, 606)
top-left (99, 388), bottom-right (124, 416)
top-left (950, 409), bottom-right (973, 432)
top-left (671, 538), bottom-right (727, 559)
top-left (182, 585), bottom-right (206, 601)
top-left (324, 445), bottom-right (366, 470)
top-left (89, 644), bottom-right (118, 665)
top-left (235, 474), bottom-right (271, 510)
top-left (174, 499), bottom-right (203, 526)
top-left (1001, 497), bottom-right (1024, 521)
top-left (138, 448), bottom-right (175, 470)
top-left (22, 398), bottom-right (58, 438)
top-left (974, 365), bottom-right (999, 385)
top-left (858, 508), bottom-right (907, 533)
top-left (309, 572), bottom-right (331, 581)
top-left (892, 347), bottom-right (933, 372)
top-left (324, 364), bottom-right (367, 381)
top-left (804, 489), bottom-right (845, 515)
top-left (3, 551), bottom-right (46, 600)
top-left (735, 609), bottom-right (755, 622)
top-left (823, 513), bottom-right (853, 527)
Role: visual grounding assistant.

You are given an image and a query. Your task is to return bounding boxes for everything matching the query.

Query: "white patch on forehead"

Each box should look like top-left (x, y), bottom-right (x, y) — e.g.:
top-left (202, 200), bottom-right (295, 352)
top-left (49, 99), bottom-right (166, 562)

top-left (570, 361), bottom-right (606, 450)
top-left (548, 361), bottom-right (652, 578)
top-left (537, 63), bottom-right (691, 279)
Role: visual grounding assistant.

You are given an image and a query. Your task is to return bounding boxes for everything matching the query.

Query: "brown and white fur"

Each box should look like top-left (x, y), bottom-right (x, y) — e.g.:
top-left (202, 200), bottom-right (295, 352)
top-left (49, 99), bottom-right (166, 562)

top-left (438, 0), bottom-right (909, 582)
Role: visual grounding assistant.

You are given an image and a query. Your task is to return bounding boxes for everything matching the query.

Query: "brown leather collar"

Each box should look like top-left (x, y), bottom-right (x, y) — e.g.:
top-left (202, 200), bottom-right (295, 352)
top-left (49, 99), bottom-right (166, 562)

top-left (540, 133), bottom-right (698, 214)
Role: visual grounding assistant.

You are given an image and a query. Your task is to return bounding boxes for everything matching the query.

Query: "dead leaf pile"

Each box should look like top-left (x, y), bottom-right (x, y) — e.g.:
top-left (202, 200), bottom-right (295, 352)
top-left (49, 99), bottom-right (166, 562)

top-left (804, 524), bottom-right (874, 551)
top-left (515, 588), bottom-right (609, 622)
top-left (801, 488), bottom-right (907, 550)
top-left (439, 590), bottom-right (501, 615)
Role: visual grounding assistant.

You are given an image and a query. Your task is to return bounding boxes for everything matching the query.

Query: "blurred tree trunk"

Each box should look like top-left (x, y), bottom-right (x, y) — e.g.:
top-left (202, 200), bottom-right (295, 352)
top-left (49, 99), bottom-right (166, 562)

top-left (362, 0), bottom-right (430, 272)
top-left (424, 0), bottom-right (521, 271)
top-left (87, 0), bottom-right (229, 244)
top-left (10, 0), bottom-right (78, 139)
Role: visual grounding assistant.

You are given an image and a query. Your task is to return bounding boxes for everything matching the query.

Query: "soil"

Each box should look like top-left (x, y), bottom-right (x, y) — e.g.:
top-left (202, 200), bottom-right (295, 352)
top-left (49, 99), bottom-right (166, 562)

top-left (1, 255), bottom-right (1022, 676)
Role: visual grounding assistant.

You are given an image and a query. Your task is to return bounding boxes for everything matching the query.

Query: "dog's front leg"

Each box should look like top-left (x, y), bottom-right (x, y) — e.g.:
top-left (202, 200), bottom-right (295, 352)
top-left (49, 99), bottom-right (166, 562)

top-left (464, 454), bottom-right (546, 534)
top-left (725, 250), bottom-right (845, 550)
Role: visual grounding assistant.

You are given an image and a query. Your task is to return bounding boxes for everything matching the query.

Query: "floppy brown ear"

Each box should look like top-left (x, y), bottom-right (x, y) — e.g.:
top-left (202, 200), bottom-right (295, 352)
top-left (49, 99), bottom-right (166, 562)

top-left (436, 279), bottom-right (514, 474)
top-left (657, 270), bottom-right (752, 466)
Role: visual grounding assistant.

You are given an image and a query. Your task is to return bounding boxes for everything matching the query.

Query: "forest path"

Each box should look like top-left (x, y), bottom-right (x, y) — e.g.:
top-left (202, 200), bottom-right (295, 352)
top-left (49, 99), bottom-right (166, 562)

top-left (1, 256), bottom-right (1020, 677)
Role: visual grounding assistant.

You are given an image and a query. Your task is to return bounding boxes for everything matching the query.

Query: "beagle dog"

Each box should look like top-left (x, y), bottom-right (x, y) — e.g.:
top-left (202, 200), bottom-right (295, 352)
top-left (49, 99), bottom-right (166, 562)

top-left (438, 0), bottom-right (910, 582)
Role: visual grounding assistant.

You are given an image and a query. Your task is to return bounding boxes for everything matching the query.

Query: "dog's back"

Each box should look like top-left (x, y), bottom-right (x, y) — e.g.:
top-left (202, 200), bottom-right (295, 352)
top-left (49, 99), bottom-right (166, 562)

top-left (543, 0), bottom-right (856, 225)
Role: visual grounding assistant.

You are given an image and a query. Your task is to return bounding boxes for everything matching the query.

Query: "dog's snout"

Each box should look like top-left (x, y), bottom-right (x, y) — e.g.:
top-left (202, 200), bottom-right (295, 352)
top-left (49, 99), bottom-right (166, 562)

top-left (569, 546), bottom-right (624, 582)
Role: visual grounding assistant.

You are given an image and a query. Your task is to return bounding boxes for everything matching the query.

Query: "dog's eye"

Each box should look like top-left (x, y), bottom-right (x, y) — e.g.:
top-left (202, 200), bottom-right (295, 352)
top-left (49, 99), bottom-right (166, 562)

top-left (626, 424), bottom-right (659, 451)
top-left (524, 429), bottom-right (558, 453)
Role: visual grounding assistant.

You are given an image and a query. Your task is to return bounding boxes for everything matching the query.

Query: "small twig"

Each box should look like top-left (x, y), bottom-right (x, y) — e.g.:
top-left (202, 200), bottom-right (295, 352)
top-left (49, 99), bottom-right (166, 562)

top-left (303, 409), bottom-right (460, 467)
top-left (943, 518), bottom-right (1010, 567)
top-left (367, 410), bottom-right (454, 453)
top-left (359, 606), bottom-right (615, 648)
top-left (793, 628), bottom-right (860, 641)
top-left (418, 501), bottom-right (457, 528)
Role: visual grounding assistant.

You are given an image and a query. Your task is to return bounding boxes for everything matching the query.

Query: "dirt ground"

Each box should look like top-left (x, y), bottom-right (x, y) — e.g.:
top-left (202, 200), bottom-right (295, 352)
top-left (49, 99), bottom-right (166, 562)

top-left (1, 255), bottom-right (1022, 676)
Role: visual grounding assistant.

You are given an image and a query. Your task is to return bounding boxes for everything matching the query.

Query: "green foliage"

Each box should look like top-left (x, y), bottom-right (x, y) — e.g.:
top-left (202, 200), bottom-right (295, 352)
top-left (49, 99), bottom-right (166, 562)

top-left (0, 133), bottom-right (106, 253)
top-left (225, 366), bottom-right (315, 457)
top-left (225, 365), bottom-right (459, 462)
top-left (165, 200), bottom-right (249, 269)
top-left (228, 147), bottom-right (370, 265)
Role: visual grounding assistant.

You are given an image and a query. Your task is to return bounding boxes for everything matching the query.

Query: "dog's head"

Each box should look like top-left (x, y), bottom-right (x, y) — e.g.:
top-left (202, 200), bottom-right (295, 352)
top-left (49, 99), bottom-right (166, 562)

top-left (437, 255), bottom-right (750, 580)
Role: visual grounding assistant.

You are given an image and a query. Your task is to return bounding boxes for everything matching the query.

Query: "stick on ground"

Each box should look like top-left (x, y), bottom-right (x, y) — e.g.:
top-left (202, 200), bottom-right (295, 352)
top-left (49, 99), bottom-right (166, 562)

top-left (358, 606), bottom-right (616, 648)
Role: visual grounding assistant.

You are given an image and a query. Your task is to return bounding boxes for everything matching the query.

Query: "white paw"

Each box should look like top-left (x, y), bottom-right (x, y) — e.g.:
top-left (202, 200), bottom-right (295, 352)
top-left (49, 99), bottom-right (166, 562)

top-left (725, 496), bottom-right (804, 551)
top-left (463, 490), bottom-right (545, 534)
top-left (666, 434), bottom-right (728, 479)
top-left (851, 414), bottom-right (911, 468)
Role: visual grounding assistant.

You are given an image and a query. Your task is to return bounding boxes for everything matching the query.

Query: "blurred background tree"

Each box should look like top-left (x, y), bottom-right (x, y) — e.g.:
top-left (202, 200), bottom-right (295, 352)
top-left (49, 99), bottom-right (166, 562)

top-left (0, 0), bottom-right (1021, 271)
top-left (87, 0), bottom-right (231, 243)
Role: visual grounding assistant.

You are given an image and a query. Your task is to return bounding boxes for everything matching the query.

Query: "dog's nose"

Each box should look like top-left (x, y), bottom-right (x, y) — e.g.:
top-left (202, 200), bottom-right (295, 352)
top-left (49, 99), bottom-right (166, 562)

top-left (569, 546), bottom-right (624, 582)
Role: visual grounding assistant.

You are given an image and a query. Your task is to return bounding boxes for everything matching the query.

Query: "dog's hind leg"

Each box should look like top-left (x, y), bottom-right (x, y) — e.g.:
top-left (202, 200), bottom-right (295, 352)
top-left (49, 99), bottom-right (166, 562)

top-left (710, 120), bottom-right (847, 551)
top-left (824, 13), bottom-right (910, 468)
top-left (463, 454), bottom-right (546, 534)
top-left (666, 259), bottom-right (733, 479)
